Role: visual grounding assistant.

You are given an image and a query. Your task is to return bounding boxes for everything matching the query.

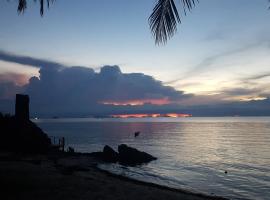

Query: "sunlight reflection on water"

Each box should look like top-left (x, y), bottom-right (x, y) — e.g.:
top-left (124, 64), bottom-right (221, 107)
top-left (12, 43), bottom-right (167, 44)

top-left (35, 117), bottom-right (270, 200)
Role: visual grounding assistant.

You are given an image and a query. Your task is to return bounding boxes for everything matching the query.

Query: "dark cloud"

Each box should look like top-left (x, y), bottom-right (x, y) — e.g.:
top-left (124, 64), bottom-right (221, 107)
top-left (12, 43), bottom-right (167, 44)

top-left (0, 51), bottom-right (191, 116)
top-left (0, 81), bottom-right (23, 100)
top-left (243, 72), bottom-right (270, 81)
top-left (21, 65), bottom-right (190, 116)
top-left (221, 88), bottom-right (261, 96)
top-left (1, 51), bottom-right (270, 117)
top-left (0, 50), bottom-right (64, 69)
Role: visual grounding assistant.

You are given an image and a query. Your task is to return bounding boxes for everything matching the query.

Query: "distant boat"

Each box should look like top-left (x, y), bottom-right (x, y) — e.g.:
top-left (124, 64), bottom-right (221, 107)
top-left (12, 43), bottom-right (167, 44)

top-left (134, 131), bottom-right (140, 137)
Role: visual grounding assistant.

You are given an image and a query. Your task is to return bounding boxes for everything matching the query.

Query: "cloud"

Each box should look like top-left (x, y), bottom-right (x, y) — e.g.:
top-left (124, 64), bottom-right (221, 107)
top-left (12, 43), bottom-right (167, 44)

top-left (0, 72), bottom-right (30, 86)
top-left (221, 88), bottom-right (261, 96)
top-left (243, 71), bottom-right (270, 81)
top-left (1, 52), bottom-right (270, 117)
top-left (0, 51), bottom-right (191, 116)
top-left (20, 65), bottom-right (190, 116)
top-left (22, 65), bottom-right (270, 116)
top-left (0, 81), bottom-right (23, 99)
top-left (166, 39), bottom-right (270, 85)
top-left (0, 50), bottom-right (64, 69)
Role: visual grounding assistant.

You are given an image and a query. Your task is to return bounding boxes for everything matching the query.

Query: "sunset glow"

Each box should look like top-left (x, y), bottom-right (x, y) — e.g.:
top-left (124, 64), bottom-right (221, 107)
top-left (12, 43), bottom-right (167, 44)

top-left (111, 113), bottom-right (192, 118)
top-left (101, 98), bottom-right (171, 106)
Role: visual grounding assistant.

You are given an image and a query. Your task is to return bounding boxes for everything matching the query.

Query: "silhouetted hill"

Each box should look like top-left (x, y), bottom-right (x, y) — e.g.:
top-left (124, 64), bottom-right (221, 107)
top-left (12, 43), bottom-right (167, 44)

top-left (0, 113), bottom-right (51, 154)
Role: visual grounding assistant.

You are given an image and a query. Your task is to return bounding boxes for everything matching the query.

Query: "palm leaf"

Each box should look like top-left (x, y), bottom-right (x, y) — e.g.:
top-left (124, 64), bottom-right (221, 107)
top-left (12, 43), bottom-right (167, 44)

top-left (17, 0), bottom-right (27, 13)
top-left (17, 0), bottom-right (55, 16)
top-left (149, 0), bottom-right (197, 45)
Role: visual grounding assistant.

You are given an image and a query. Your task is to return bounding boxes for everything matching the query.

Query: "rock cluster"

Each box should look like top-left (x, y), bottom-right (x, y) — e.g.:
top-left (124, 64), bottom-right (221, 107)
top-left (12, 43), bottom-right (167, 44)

top-left (100, 144), bottom-right (157, 166)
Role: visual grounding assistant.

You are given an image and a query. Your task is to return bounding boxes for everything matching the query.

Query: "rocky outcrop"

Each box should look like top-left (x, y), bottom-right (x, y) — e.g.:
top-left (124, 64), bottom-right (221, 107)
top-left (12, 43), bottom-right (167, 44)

top-left (89, 144), bottom-right (157, 166)
top-left (102, 145), bottom-right (119, 163)
top-left (118, 144), bottom-right (157, 165)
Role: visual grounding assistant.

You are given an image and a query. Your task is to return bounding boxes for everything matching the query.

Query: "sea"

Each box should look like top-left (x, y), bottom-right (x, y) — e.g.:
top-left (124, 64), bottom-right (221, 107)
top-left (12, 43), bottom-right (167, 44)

top-left (34, 117), bottom-right (270, 200)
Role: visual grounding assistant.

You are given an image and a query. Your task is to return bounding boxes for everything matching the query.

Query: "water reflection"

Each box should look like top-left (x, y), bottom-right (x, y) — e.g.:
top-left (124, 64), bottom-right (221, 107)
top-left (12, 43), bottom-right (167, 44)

top-left (36, 117), bottom-right (270, 200)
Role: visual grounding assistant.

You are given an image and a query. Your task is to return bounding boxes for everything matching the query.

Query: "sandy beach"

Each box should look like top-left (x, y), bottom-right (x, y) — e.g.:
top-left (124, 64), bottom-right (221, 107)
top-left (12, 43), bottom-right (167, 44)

top-left (0, 153), bottom-right (228, 200)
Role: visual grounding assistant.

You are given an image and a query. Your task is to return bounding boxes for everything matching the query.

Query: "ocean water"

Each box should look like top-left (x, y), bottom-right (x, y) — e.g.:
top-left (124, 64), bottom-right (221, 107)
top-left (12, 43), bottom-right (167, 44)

top-left (35, 117), bottom-right (270, 200)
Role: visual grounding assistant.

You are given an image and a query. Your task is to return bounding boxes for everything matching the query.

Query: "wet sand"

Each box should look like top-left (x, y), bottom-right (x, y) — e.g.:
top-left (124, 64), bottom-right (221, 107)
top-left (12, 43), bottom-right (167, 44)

top-left (0, 154), bottom-right (228, 200)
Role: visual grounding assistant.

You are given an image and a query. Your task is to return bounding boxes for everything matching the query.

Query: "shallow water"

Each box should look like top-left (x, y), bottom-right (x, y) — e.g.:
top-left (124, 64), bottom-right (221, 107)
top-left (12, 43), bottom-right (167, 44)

top-left (35, 117), bottom-right (270, 200)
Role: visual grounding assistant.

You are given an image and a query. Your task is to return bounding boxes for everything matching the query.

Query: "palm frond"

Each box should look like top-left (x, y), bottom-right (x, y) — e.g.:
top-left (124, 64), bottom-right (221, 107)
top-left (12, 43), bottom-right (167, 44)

top-left (17, 0), bottom-right (55, 16)
top-left (17, 0), bottom-right (27, 13)
top-left (149, 0), bottom-right (197, 45)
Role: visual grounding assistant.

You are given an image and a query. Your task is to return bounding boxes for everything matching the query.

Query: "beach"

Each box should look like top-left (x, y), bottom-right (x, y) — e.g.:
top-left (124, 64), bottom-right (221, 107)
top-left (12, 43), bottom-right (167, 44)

top-left (0, 153), bottom-right (227, 200)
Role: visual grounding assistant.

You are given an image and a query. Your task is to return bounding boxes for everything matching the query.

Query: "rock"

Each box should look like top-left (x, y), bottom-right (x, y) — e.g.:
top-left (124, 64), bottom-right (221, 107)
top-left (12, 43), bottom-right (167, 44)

top-left (118, 144), bottom-right (157, 165)
top-left (102, 145), bottom-right (119, 163)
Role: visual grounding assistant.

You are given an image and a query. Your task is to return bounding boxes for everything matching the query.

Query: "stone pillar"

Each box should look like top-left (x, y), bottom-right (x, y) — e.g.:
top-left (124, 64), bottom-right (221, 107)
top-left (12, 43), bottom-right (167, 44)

top-left (15, 94), bottom-right (29, 121)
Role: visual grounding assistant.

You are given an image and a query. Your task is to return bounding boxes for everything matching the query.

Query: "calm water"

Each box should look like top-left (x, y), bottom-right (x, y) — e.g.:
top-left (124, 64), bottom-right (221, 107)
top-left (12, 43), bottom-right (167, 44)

top-left (35, 117), bottom-right (270, 200)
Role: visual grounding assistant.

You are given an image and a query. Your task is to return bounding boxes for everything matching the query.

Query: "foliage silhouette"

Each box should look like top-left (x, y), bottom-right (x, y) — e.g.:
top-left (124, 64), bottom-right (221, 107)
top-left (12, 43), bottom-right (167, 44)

top-left (0, 113), bottom-right (51, 153)
top-left (14, 0), bottom-right (197, 44)
top-left (11, 1), bottom-right (270, 44)
top-left (17, 0), bottom-right (55, 16)
top-left (149, 0), bottom-right (197, 44)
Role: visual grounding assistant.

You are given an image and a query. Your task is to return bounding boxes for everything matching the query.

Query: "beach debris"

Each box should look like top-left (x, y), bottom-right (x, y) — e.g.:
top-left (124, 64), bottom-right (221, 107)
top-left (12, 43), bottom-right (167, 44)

top-left (102, 145), bottom-right (119, 163)
top-left (118, 144), bottom-right (157, 165)
top-left (134, 131), bottom-right (140, 137)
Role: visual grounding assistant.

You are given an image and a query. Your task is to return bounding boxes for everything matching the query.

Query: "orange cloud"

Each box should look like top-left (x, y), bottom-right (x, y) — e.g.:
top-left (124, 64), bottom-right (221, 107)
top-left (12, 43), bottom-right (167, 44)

top-left (101, 97), bottom-right (171, 106)
top-left (0, 73), bottom-right (29, 86)
top-left (111, 113), bottom-right (192, 118)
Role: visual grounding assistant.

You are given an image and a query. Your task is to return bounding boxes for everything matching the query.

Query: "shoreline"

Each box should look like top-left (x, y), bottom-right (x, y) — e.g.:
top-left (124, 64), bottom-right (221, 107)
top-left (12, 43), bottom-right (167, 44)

top-left (0, 153), bottom-right (229, 200)
top-left (96, 166), bottom-right (228, 200)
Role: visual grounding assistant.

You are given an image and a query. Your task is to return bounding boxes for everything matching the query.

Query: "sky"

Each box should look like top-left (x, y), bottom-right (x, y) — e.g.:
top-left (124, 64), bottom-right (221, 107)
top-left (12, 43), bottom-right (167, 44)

top-left (0, 0), bottom-right (270, 116)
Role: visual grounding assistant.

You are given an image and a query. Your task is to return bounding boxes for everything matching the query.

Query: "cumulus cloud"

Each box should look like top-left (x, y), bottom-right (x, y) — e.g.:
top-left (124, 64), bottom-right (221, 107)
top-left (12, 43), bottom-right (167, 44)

top-left (0, 81), bottom-right (23, 100)
top-left (21, 65), bottom-right (190, 116)
top-left (1, 51), bottom-right (270, 117)
top-left (0, 73), bottom-right (29, 86)
top-left (0, 51), bottom-right (190, 116)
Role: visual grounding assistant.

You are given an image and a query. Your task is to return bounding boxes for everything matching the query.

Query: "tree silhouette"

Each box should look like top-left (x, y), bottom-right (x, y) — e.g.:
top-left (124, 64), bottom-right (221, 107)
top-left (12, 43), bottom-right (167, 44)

top-left (15, 0), bottom-right (197, 44)
top-left (17, 0), bottom-right (55, 16)
top-left (13, 0), bottom-right (270, 44)
top-left (149, 0), bottom-right (197, 44)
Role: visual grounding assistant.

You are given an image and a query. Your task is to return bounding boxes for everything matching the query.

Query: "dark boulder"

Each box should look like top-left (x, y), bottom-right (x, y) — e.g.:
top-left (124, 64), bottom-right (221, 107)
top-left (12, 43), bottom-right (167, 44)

top-left (102, 145), bottom-right (119, 162)
top-left (118, 144), bottom-right (157, 165)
